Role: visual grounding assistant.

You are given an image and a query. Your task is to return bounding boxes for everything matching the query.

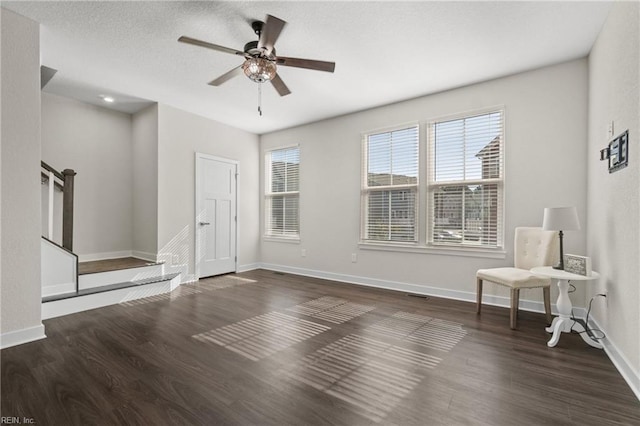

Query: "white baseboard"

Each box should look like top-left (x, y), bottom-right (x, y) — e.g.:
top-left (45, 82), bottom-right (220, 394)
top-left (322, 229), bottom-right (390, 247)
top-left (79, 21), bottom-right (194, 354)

top-left (238, 263), bottom-right (260, 273)
top-left (78, 250), bottom-right (133, 262)
top-left (258, 262), bottom-right (567, 315)
top-left (132, 250), bottom-right (157, 262)
top-left (0, 324), bottom-right (46, 349)
top-left (588, 316), bottom-right (640, 401)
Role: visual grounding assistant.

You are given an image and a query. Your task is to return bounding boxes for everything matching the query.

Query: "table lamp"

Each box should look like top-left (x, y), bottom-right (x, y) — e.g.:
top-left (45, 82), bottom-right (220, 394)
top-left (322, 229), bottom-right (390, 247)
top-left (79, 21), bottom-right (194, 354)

top-left (542, 206), bottom-right (580, 270)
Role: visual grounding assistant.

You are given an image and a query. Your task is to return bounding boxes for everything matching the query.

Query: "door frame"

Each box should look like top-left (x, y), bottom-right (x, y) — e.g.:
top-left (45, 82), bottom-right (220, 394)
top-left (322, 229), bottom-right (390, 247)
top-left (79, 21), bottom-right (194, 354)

top-left (194, 152), bottom-right (239, 279)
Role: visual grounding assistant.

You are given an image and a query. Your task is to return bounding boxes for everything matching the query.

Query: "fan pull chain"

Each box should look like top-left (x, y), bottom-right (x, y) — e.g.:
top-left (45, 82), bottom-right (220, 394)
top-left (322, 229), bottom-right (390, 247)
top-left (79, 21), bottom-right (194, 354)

top-left (257, 83), bottom-right (263, 116)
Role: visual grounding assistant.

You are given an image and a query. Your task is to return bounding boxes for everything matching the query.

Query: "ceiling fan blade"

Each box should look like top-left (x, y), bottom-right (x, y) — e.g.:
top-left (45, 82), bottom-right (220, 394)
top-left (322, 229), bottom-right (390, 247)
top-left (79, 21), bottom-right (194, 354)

top-left (208, 66), bottom-right (244, 86)
top-left (258, 15), bottom-right (286, 55)
top-left (271, 73), bottom-right (291, 97)
top-left (276, 56), bottom-right (335, 73)
top-left (178, 36), bottom-right (245, 56)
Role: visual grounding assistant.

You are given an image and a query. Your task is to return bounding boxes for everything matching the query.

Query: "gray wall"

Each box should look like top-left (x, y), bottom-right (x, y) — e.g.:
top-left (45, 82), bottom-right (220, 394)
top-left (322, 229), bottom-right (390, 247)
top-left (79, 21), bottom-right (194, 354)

top-left (587, 0), bottom-right (640, 390)
top-left (132, 104), bottom-right (159, 260)
top-left (1, 9), bottom-right (43, 344)
top-left (260, 59), bottom-right (588, 308)
top-left (157, 104), bottom-right (260, 282)
top-left (41, 93), bottom-right (134, 260)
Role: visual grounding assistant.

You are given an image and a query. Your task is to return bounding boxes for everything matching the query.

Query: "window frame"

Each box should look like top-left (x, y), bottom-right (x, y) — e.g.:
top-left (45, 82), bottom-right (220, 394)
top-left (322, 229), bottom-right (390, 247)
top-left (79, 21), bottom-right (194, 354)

top-left (357, 108), bottom-right (506, 259)
top-left (426, 108), bottom-right (505, 251)
top-left (264, 145), bottom-right (300, 241)
top-left (360, 123), bottom-right (420, 244)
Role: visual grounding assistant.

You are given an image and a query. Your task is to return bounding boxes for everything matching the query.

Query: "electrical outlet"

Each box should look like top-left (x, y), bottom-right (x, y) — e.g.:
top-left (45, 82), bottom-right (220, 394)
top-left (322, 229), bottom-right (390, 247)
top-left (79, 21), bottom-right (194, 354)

top-left (351, 253), bottom-right (357, 263)
top-left (301, 248), bottom-right (306, 257)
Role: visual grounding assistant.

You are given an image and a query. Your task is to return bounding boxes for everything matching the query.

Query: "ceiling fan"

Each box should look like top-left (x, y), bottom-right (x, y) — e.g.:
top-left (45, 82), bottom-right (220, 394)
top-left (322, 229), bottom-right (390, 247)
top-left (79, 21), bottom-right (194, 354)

top-left (178, 14), bottom-right (336, 97)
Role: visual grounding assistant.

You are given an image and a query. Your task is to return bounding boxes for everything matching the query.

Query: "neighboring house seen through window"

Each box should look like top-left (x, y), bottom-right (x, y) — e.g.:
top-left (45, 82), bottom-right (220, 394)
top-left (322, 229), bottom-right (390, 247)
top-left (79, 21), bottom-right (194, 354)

top-left (428, 110), bottom-right (504, 248)
top-left (265, 146), bottom-right (300, 238)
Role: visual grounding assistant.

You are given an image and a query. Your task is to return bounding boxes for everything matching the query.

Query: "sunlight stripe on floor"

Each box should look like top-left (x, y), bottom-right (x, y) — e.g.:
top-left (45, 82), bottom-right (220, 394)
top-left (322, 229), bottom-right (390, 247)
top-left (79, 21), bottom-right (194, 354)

top-left (286, 334), bottom-right (441, 422)
top-left (120, 285), bottom-right (201, 306)
top-left (366, 312), bottom-right (467, 352)
top-left (192, 311), bottom-right (330, 361)
top-left (287, 296), bottom-right (375, 324)
top-left (196, 275), bottom-right (257, 290)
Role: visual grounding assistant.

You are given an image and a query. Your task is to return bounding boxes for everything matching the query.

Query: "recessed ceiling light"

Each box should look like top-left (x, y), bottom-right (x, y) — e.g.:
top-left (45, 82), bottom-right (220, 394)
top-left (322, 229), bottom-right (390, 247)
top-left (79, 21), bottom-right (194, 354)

top-left (99, 95), bottom-right (115, 103)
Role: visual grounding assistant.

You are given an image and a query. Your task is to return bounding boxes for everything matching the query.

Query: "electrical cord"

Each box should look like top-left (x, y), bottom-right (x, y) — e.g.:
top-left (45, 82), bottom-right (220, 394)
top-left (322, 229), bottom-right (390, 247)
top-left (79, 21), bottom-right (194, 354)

top-left (570, 293), bottom-right (607, 340)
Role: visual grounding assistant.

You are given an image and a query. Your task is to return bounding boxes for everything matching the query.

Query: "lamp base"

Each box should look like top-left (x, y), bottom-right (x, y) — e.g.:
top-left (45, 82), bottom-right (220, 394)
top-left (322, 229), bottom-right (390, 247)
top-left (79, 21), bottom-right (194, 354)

top-left (553, 230), bottom-right (565, 270)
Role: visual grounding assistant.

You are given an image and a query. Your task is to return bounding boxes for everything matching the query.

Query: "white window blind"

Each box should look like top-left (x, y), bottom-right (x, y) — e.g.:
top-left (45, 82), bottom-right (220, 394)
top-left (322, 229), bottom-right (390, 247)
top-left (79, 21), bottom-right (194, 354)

top-left (428, 111), bottom-right (504, 248)
top-left (362, 126), bottom-right (419, 242)
top-left (265, 146), bottom-right (300, 237)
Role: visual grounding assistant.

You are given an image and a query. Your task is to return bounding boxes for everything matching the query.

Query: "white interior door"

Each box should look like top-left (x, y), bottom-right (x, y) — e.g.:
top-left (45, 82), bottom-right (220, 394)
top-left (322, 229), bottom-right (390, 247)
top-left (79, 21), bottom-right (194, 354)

top-left (196, 154), bottom-right (237, 278)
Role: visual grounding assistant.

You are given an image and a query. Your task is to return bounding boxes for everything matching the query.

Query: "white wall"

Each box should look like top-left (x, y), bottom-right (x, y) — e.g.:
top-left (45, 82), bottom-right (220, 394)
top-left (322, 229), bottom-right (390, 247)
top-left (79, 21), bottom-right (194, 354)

top-left (132, 104), bottom-right (159, 261)
top-left (587, 1), bottom-right (640, 396)
top-left (157, 104), bottom-right (260, 282)
top-left (0, 8), bottom-right (45, 347)
top-left (260, 59), bottom-right (588, 308)
top-left (41, 92), bottom-right (134, 259)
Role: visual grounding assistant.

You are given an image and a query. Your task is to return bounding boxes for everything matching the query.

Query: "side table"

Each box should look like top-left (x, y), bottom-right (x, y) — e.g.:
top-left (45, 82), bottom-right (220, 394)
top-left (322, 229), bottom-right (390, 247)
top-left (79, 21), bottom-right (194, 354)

top-left (530, 266), bottom-right (602, 349)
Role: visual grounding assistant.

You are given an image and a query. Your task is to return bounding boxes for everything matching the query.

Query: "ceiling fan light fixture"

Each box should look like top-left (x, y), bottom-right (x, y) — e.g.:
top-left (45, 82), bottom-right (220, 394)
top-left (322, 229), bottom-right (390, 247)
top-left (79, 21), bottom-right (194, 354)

top-left (242, 57), bottom-right (276, 83)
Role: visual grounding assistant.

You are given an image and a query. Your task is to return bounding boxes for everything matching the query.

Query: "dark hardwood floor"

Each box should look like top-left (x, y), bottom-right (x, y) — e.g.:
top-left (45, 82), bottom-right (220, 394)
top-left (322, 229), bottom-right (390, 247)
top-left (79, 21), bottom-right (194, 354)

top-left (2, 270), bottom-right (639, 425)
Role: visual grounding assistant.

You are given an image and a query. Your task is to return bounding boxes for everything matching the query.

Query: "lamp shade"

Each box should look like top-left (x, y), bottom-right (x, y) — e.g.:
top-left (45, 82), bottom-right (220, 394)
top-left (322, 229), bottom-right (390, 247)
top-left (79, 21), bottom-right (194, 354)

top-left (542, 207), bottom-right (580, 231)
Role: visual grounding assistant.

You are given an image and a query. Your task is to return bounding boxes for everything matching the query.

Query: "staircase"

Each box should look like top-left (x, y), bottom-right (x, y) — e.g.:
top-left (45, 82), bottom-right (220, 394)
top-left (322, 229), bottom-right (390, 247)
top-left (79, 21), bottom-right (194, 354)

top-left (42, 257), bottom-right (181, 319)
top-left (40, 161), bottom-right (181, 320)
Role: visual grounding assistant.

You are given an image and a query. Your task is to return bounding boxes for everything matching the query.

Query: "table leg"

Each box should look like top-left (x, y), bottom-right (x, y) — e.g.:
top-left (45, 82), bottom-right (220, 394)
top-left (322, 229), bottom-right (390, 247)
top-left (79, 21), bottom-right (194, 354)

top-left (546, 278), bottom-right (573, 347)
top-left (570, 321), bottom-right (604, 349)
top-left (547, 317), bottom-right (572, 347)
top-left (545, 316), bottom-right (560, 333)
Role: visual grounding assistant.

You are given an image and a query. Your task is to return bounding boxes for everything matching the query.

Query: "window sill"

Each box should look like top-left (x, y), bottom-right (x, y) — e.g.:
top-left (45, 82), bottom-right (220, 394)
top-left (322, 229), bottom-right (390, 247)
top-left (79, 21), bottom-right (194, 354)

top-left (358, 242), bottom-right (506, 259)
top-left (263, 236), bottom-right (301, 244)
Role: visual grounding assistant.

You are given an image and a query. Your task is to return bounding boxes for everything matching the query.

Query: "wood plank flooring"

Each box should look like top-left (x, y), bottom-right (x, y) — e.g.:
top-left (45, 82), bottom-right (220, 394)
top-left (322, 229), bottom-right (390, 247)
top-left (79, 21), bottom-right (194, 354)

top-left (2, 269), bottom-right (639, 425)
top-left (78, 257), bottom-right (159, 275)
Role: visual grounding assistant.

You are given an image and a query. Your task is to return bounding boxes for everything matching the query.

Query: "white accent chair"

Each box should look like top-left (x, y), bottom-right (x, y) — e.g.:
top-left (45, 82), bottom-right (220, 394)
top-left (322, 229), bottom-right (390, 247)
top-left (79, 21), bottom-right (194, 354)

top-left (476, 227), bottom-right (559, 329)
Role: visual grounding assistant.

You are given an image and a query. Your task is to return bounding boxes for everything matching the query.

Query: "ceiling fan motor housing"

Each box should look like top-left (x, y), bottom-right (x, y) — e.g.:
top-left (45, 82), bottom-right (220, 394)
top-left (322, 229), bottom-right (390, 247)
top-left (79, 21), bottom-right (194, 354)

top-left (244, 41), bottom-right (276, 59)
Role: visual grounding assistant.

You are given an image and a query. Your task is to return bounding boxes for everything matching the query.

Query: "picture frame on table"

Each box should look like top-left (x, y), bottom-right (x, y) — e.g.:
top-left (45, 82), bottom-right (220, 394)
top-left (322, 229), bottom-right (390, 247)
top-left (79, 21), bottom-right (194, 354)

top-left (564, 254), bottom-right (592, 276)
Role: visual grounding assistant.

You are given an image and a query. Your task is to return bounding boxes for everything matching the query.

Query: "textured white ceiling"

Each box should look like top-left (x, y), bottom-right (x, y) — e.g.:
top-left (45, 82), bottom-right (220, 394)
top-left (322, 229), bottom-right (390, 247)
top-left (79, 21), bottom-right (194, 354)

top-left (3, 1), bottom-right (612, 134)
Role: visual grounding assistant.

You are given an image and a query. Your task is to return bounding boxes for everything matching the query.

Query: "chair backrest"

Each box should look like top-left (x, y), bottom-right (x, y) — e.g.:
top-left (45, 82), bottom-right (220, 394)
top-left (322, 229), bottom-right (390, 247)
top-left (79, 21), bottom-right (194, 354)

top-left (514, 227), bottom-right (559, 270)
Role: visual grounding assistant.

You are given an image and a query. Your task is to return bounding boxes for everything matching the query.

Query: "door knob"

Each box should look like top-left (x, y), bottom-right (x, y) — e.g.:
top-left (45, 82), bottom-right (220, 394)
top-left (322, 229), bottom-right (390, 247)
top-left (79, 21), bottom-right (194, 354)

top-left (199, 222), bottom-right (211, 226)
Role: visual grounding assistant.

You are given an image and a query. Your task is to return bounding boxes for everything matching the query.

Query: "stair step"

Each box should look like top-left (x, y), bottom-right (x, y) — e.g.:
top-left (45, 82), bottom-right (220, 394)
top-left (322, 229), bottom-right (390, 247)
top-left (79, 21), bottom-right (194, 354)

top-left (43, 273), bottom-right (180, 303)
top-left (79, 262), bottom-right (165, 291)
top-left (42, 273), bottom-right (182, 319)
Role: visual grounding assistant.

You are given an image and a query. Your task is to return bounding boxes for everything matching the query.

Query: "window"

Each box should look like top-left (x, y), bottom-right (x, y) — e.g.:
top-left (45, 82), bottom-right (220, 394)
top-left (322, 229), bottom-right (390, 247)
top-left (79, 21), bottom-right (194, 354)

top-left (362, 126), bottom-right (419, 242)
top-left (428, 111), bottom-right (504, 248)
top-left (265, 146), bottom-right (300, 238)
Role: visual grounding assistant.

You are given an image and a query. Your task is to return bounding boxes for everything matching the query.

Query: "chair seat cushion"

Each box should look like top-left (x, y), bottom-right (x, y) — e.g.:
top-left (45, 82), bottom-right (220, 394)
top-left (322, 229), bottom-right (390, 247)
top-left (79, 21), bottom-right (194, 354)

top-left (477, 267), bottom-right (551, 289)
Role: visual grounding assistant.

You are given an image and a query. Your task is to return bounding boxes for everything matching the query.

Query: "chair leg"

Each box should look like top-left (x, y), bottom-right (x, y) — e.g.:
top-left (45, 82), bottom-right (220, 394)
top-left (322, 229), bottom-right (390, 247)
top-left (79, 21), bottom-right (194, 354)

top-left (476, 278), bottom-right (483, 314)
top-left (510, 288), bottom-right (520, 329)
top-left (543, 286), bottom-right (552, 324)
